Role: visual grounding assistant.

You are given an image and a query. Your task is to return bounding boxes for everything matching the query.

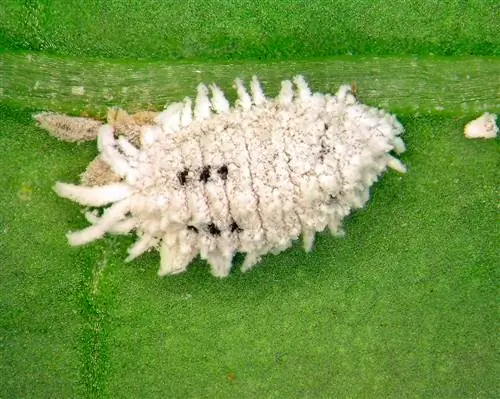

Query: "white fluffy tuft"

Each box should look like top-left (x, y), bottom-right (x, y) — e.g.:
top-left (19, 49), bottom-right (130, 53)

top-left (250, 75), bottom-right (266, 105)
top-left (194, 83), bottom-right (212, 121)
top-left (209, 84), bottom-right (230, 113)
top-left (293, 75), bottom-right (312, 102)
top-left (278, 80), bottom-right (294, 105)
top-left (67, 199), bottom-right (131, 246)
top-left (54, 182), bottom-right (132, 206)
top-left (180, 97), bottom-right (193, 127)
top-left (233, 78), bottom-right (252, 110)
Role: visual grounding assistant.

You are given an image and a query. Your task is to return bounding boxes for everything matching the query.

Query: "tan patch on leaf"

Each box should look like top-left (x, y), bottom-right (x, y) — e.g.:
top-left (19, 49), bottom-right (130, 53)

top-left (80, 157), bottom-right (121, 187)
top-left (226, 372), bottom-right (237, 383)
top-left (18, 183), bottom-right (33, 202)
top-left (34, 112), bottom-right (103, 142)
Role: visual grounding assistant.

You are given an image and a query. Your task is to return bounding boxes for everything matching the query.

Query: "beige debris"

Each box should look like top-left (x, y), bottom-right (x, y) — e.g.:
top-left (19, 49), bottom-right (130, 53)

top-left (35, 108), bottom-right (159, 186)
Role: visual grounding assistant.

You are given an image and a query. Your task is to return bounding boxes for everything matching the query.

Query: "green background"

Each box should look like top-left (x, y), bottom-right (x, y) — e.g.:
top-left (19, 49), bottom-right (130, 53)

top-left (1, 1), bottom-right (498, 398)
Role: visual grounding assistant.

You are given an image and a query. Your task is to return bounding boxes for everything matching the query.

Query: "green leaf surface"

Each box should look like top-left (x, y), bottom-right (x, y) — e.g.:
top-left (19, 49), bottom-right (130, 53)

top-left (1, 0), bottom-right (498, 59)
top-left (1, 1), bottom-right (498, 398)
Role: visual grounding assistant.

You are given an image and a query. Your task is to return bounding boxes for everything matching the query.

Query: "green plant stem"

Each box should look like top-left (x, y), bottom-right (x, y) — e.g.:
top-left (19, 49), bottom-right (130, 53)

top-left (1, 52), bottom-right (499, 117)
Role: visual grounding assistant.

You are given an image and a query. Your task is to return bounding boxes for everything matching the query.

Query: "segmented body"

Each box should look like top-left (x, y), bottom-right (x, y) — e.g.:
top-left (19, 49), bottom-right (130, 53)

top-left (55, 76), bottom-right (406, 277)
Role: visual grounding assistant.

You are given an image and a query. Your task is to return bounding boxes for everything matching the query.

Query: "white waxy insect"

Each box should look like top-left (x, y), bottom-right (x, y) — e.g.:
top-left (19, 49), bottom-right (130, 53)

top-left (54, 76), bottom-right (406, 277)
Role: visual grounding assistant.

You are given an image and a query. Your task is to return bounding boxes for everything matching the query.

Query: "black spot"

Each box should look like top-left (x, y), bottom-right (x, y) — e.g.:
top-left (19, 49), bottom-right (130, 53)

top-left (199, 166), bottom-right (211, 183)
top-left (207, 223), bottom-right (221, 236)
top-left (217, 165), bottom-right (228, 180)
top-left (230, 220), bottom-right (243, 233)
top-left (324, 123), bottom-right (329, 131)
top-left (329, 191), bottom-right (343, 203)
top-left (187, 225), bottom-right (199, 233)
top-left (177, 168), bottom-right (189, 185)
top-left (319, 142), bottom-right (329, 162)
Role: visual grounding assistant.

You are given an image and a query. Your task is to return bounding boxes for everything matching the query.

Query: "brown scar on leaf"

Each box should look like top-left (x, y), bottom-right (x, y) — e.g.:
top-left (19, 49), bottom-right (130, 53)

top-left (17, 183), bottom-right (33, 202)
top-left (226, 372), bottom-right (237, 383)
top-left (34, 108), bottom-right (159, 186)
top-left (350, 81), bottom-right (359, 98)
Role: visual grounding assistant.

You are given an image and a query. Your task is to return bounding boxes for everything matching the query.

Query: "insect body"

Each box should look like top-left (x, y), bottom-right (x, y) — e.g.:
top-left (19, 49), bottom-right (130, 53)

top-left (54, 75), bottom-right (406, 277)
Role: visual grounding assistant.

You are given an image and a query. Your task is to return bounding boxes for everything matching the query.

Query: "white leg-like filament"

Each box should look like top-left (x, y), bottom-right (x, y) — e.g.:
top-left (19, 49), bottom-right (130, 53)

top-left (158, 238), bottom-right (197, 276)
top-left (54, 182), bottom-right (132, 206)
top-left (233, 78), bottom-right (252, 110)
top-left (278, 80), bottom-right (294, 105)
top-left (250, 76), bottom-right (266, 105)
top-left (207, 251), bottom-right (233, 278)
top-left (302, 229), bottom-right (316, 252)
top-left (209, 84), bottom-right (230, 113)
top-left (241, 251), bottom-right (261, 272)
top-left (328, 216), bottom-right (345, 237)
top-left (85, 211), bottom-right (137, 235)
top-left (392, 137), bottom-right (406, 154)
top-left (97, 125), bottom-right (133, 177)
top-left (387, 155), bottom-right (407, 173)
top-left (97, 124), bottom-right (116, 152)
top-left (125, 233), bottom-right (157, 262)
top-left (293, 75), bottom-right (312, 103)
top-left (84, 210), bottom-right (100, 224)
top-left (180, 97), bottom-right (193, 127)
top-left (156, 102), bottom-right (183, 133)
top-left (67, 199), bottom-right (131, 246)
top-left (67, 225), bottom-right (105, 246)
top-left (109, 217), bottom-right (137, 234)
top-left (117, 136), bottom-right (139, 158)
top-left (194, 83), bottom-right (212, 120)
top-left (335, 84), bottom-right (356, 103)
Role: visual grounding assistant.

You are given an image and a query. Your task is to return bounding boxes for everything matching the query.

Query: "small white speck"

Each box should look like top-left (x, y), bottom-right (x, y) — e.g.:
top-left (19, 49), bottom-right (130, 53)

top-left (33, 81), bottom-right (40, 90)
top-left (434, 105), bottom-right (445, 111)
top-left (71, 86), bottom-right (85, 96)
top-left (464, 113), bottom-right (498, 139)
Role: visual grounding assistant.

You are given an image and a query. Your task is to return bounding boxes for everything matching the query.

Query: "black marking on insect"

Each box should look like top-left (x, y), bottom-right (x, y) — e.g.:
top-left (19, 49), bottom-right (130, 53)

top-left (329, 191), bottom-right (343, 203)
top-left (217, 165), bottom-right (229, 180)
top-left (207, 223), bottom-right (221, 236)
top-left (319, 141), bottom-right (331, 162)
top-left (178, 168), bottom-right (190, 185)
top-left (327, 194), bottom-right (339, 205)
top-left (187, 225), bottom-right (199, 233)
top-left (199, 166), bottom-right (211, 183)
top-left (230, 220), bottom-right (243, 233)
